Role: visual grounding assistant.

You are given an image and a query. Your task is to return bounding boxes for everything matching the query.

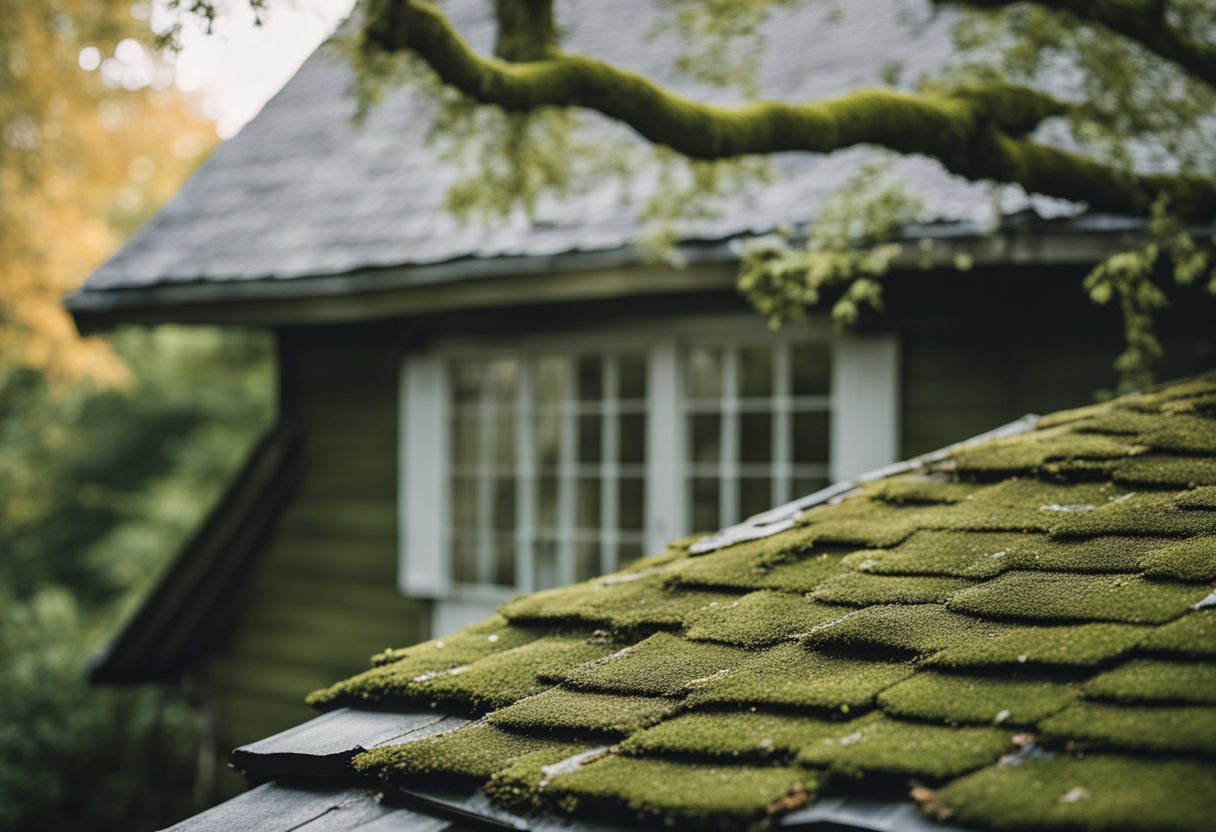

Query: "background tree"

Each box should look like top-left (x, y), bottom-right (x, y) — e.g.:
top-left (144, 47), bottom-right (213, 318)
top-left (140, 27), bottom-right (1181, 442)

top-left (0, 2), bottom-right (271, 829)
top-left (336, 0), bottom-right (1215, 392)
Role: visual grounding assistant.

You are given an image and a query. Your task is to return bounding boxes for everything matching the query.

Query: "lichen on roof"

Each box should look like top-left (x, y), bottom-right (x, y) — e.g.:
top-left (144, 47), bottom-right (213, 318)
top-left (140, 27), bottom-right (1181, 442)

top-left (313, 372), bottom-right (1216, 831)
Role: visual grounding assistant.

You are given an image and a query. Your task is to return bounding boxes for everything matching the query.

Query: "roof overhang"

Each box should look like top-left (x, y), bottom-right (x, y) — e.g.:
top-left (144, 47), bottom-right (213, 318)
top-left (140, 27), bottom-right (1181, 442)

top-left (67, 222), bottom-right (1149, 332)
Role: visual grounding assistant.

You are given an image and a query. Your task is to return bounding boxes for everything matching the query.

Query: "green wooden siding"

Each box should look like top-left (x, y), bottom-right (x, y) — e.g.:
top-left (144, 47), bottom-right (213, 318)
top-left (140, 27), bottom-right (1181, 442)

top-left (202, 328), bottom-right (427, 793)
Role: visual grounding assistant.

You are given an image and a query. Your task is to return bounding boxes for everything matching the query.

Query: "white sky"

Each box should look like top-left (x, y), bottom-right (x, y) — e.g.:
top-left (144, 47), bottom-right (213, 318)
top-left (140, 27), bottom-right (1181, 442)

top-left (165, 0), bottom-right (357, 138)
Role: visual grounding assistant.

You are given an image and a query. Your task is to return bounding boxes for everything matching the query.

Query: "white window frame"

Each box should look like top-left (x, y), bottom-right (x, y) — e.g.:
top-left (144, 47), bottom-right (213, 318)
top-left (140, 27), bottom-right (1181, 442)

top-left (400, 316), bottom-right (899, 605)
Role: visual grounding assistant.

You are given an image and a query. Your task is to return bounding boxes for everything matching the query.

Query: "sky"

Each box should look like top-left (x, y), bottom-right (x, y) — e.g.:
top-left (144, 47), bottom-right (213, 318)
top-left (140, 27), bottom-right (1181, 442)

top-left (164, 0), bottom-right (357, 138)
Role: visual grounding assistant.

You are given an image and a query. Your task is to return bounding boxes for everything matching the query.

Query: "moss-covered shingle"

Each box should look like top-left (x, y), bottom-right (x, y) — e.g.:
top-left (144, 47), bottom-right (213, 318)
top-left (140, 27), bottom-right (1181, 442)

top-left (543, 755), bottom-right (815, 829)
top-left (803, 603), bottom-right (1007, 655)
top-left (687, 643), bottom-right (912, 712)
top-left (1139, 610), bottom-right (1216, 657)
top-left (486, 688), bottom-right (679, 737)
top-left (621, 710), bottom-right (853, 761)
top-left (946, 571), bottom-right (1208, 624)
top-left (1039, 701), bottom-right (1216, 755)
top-left (559, 632), bottom-right (747, 697)
top-left (1083, 658), bottom-right (1216, 704)
top-left (684, 590), bottom-right (843, 647)
top-left (796, 712), bottom-right (1012, 779)
top-left (811, 572), bottom-right (976, 605)
top-left (936, 754), bottom-right (1216, 832)
top-left (924, 621), bottom-right (1149, 668)
top-left (878, 672), bottom-right (1076, 725)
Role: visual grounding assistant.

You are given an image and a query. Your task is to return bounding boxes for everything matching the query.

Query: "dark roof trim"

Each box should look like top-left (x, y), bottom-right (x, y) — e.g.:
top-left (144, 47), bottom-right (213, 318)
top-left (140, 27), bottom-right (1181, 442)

top-left (68, 222), bottom-right (1148, 332)
top-left (88, 420), bottom-right (302, 684)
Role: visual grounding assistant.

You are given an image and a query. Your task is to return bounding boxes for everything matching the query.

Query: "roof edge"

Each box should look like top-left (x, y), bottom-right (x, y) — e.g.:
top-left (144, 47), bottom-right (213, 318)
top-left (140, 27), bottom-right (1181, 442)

top-left (67, 223), bottom-right (1148, 332)
top-left (87, 420), bottom-right (302, 684)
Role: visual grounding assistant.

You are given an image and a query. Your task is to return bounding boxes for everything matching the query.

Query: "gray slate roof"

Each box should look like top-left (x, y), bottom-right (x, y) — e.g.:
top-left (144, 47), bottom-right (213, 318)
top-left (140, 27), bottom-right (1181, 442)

top-left (78, 0), bottom-right (1078, 299)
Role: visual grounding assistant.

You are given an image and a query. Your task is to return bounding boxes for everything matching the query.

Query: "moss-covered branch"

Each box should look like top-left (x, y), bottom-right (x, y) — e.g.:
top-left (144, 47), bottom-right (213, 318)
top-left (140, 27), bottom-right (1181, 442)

top-left (362, 0), bottom-right (1216, 219)
top-left (943, 0), bottom-right (1216, 89)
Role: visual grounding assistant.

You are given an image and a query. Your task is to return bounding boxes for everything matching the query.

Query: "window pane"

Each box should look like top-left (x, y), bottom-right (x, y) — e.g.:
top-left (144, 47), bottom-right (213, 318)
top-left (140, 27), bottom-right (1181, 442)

top-left (451, 413), bottom-right (479, 467)
top-left (452, 532), bottom-right (478, 583)
top-left (493, 415), bottom-right (516, 469)
top-left (687, 348), bottom-right (721, 399)
top-left (690, 413), bottom-right (721, 464)
top-left (489, 359), bottom-right (517, 409)
top-left (534, 537), bottom-right (560, 589)
top-left (577, 356), bottom-right (603, 401)
top-left (536, 475), bottom-right (559, 530)
top-left (619, 413), bottom-right (646, 466)
top-left (452, 361), bottom-right (483, 406)
top-left (536, 355), bottom-right (566, 405)
top-left (791, 342), bottom-right (831, 397)
top-left (619, 477), bottom-right (645, 531)
top-left (450, 476), bottom-right (478, 529)
top-left (739, 412), bottom-right (773, 464)
top-left (577, 478), bottom-right (601, 528)
top-left (536, 411), bottom-right (561, 470)
top-left (739, 346), bottom-right (773, 398)
top-left (492, 477), bottom-right (515, 529)
top-left (578, 414), bottom-right (602, 464)
top-left (792, 411), bottom-right (830, 464)
top-left (493, 535), bottom-right (516, 586)
top-left (739, 476), bottom-right (772, 521)
top-left (619, 353), bottom-right (647, 401)
top-left (691, 477), bottom-right (720, 531)
top-left (576, 540), bottom-right (600, 582)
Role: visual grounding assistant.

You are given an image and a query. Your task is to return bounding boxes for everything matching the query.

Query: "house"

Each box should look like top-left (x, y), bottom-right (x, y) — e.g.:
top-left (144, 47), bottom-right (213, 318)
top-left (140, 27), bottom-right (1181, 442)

top-left (70, 0), bottom-right (1214, 800)
top-left (167, 373), bottom-right (1216, 831)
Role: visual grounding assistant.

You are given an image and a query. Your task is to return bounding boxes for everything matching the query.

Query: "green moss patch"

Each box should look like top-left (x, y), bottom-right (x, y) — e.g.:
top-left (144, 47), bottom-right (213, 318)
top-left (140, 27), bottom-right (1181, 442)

top-left (684, 591), bottom-right (844, 647)
top-left (1083, 659), bottom-right (1216, 704)
top-left (1113, 455), bottom-right (1216, 487)
top-left (951, 427), bottom-right (1133, 475)
top-left (946, 571), bottom-right (1205, 624)
top-left (499, 572), bottom-right (733, 631)
top-left (1039, 701), bottom-right (1216, 754)
top-left (368, 615), bottom-right (543, 668)
top-left (842, 531), bottom-right (1036, 579)
top-left (796, 497), bottom-right (928, 548)
top-left (811, 573), bottom-right (975, 605)
top-left (543, 755), bottom-right (815, 829)
top-left (863, 475), bottom-right (981, 505)
top-left (936, 480), bottom-right (1117, 534)
top-left (352, 721), bottom-right (585, 783)
top-left (1138, 537), bottom-right (1216, 582)
top-left (487, 688), bottom-right (679, 737)
top-left (936, 753), bottom-right (1216, 832)
top-left (878, 672), bottom-right (1076, 725)
top-left (1139, 610), bottom-right (1216, 657)
top-left (666, 534), bottom-right (846, 594)
top-left (804, 604), bottom-right (1008, 655)
top-left (1177, 486), bottom-right (1216, 510)
top-left (757, 551), bottom-right (853, 593)
top-left (1050, 491), bottom-right (1216, 538)
top-left (558, 632), bottom-right (747, 697)
top-left (924, 622), bottom-right (1148, 668)
top-left (688, 643), bottom-right (913, 712)
top-left (621, 710), bottom-right (852, 761)
top-left (310, 634), bottom-right (618, 712)
top-left (796, 713), bottom-right (1011, 779)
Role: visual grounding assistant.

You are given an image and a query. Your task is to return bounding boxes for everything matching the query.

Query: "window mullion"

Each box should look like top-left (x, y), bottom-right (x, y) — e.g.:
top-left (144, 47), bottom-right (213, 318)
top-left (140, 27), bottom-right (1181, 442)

top-left (602, 356), bottom-right (619, 575)
top-left (773, 339), bottom-right (792, 505)
top-left (557, 358), bottom-right (577, 585)
top-left (646, 337), bottom-right (682, 554)
top-left (476, 366), bottom-right (494, 585)
top-left (721, 346), bottom-right (739, 526)
top-left (516, 359), bottom-right (536, 593)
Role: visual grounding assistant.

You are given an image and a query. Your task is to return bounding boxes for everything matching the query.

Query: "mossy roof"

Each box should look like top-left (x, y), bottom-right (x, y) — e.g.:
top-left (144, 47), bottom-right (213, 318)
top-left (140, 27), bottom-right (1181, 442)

top-left (309, 372), bottom-right (1216, 832)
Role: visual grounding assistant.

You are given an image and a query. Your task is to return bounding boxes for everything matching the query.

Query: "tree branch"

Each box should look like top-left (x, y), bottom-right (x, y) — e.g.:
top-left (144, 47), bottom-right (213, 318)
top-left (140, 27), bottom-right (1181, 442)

top-left (943, 0), bottom-right (1216, 89)
top-left (363, 0), bottom-right (1216, 219)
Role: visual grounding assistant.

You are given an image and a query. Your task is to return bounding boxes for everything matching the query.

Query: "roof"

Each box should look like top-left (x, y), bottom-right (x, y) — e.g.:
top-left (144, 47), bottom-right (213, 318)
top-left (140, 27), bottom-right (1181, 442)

top-left (67, 0), bottom-right (1126, 329)
top-left (89, 422), bottom-right (301, 683)
top-left (177, 372), bottom-right (1216, 832)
